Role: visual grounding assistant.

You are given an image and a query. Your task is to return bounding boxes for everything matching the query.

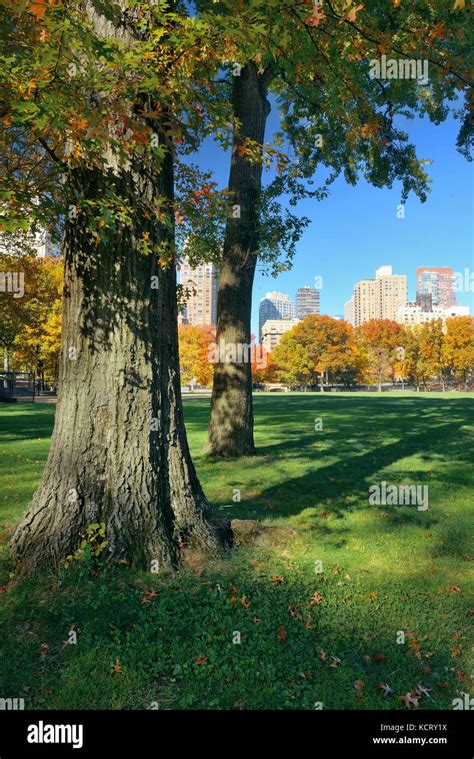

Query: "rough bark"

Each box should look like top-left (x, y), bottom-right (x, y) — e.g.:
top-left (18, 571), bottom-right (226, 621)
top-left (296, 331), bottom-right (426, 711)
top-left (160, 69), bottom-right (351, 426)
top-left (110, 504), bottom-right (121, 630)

top-left (11, 5), bottom-right (231, 573)
top-left (207, 64), bottom-right (271, 458)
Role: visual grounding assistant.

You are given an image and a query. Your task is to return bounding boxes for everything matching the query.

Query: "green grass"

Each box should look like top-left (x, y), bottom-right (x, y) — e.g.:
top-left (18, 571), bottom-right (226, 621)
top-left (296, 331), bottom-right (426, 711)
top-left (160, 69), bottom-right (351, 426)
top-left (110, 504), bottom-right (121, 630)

top-left (0, 393), bottom-right (472, 710)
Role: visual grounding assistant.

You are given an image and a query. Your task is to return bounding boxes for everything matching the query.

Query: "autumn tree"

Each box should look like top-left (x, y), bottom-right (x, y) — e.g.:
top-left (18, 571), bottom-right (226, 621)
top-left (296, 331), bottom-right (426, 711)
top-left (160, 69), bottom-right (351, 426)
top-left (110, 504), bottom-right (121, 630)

top-left (418, 318), bottom-right (448, 390)
top-left (12, 257), bottom-right (63, 384)
top-left (178, 324), bottom-right (214, 388)
top-left (403, 325), bottom-right (427, 391)
top-left (201, 0), bottom-right (473, 456)
top-left (443, 316), bottom-right (474, 390)
top-left (357, 319), bottom-right (404, 391)
top-left (272, 314), bottom-right (355, 389)
top-left (0, 248), bottom-right (59, 373)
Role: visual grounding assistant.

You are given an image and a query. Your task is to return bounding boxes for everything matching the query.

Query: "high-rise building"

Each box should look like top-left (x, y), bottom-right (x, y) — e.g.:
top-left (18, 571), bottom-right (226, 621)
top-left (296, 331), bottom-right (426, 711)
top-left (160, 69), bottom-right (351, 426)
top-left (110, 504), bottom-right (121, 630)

top-left (259, 291), bottom-right (295, 341)
top-left (415, 291), bottom-right (433, 311)
top-left (296, 287), bottom-right (320, 320)
top-left (261, 318), bottom-right (300, 353)
top-left (353, 265), bottom-right (407, 326)
top-left (396, 303), bottom-right (470, 326)
top-left (416, 267), bottom-right (457, 309)
top-left (344, 296), bottom-right (354, 326)
top-left (179, 258), bottom-right (218, 326)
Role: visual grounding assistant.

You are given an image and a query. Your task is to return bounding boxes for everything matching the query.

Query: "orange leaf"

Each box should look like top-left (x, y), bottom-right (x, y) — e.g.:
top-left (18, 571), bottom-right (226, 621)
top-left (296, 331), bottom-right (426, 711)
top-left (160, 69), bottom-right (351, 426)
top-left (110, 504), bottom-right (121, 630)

top-left (399, 691), bottom-right (420, 708)
top-left (310, 591), bottom-right (323, 607)
top-left (347, 3), bottom-right (364, 23)
top-left (277, 627), bottom-right (287, 641)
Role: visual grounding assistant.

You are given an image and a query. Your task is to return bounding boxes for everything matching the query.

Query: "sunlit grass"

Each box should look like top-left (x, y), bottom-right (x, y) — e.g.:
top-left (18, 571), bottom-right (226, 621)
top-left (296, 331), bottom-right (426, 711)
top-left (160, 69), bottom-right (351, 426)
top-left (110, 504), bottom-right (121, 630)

top-left (0, 393), bottom-right (472, 709)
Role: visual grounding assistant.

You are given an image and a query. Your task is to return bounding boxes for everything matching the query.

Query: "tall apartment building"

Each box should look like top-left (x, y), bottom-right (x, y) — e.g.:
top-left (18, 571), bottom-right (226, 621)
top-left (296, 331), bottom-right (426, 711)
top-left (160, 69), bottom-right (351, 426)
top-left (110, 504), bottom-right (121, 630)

top-left (344, 296), bottom-right (354, 326)
top-left (296, 287), bottom-right (320, 320)
top-left (396, 303), bottom-right (470, 327)
top-left (179, 258), bottom-right (218, 327)
top-left (416, 267), bottom-right (457, 309)
top-left (259, 291), bottom-right (295, 341)
top-left (261, 318), bottom-right (300, 353)
top-left (353, 265), bottom-right (407, 326)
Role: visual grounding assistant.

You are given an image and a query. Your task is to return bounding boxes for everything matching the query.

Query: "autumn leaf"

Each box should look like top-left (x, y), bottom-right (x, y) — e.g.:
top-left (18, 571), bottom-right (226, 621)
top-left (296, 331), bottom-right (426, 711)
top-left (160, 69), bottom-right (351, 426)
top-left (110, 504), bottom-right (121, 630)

top-left (353, 678), bottom-right (364, 702)
top-left (400, 691), bottom-right (421, 708)
top-left (377, 682), bottom-right (393, 697)
top-left (347, 3), bottom-right (364, 23)
top-left (368, 592), bottom-right (377, 601)
top-left (240, 595), bottom-right (250, 608)
top-left (453, 0), bottom-right (465, 9)
top-left (318, 649), bottom-right (328, 661)
top-left (448, 584), bottom-right (462, 593)
top-left (141, 589), bottom-right (159, 604)
top-left (416, 684), bottom-right (432, 698)
top-left (28, 0), bottom-right (48, 20)
top-left (307, 4), bottom-right (326, 27)
top-left (111, 659), bottom-right (122, 674)
top-left (195, 656), bottom-right (208, 665)
top-left (310, 591), bottom-right (323, 607)
top-left (271, 576), bottom-right (285, 583)
top-left (277, 627), bottom-right (287, 641)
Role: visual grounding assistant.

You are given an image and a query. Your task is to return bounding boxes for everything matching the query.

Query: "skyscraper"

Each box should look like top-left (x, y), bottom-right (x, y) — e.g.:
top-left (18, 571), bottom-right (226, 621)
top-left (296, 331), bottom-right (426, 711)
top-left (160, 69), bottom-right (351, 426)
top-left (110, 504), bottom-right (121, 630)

top-left (259, 291), bottom-right (296, 341)
top-left (179, 258), bottom-right (218, 326)
top-left (353, 265), bottom-right (407, 326)
top-left (296, 287), bottom-right (320, 320)
top-left (261, 318), bottom-right (300, 353)
top-left (344, 296), bottom-right (354, 326)
top-left (416, 267), bottom-right (457, 309)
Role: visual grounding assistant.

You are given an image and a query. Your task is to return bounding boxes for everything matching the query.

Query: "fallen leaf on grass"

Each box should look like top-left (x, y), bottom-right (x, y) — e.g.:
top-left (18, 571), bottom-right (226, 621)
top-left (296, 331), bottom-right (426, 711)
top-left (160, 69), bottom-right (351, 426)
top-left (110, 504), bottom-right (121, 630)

top-left (278, 627), bottom-right (287, 641)
top-left (377, 682), bottom-right (393, 697)
top-left (400, 691), bottom-right (421, 708)
top-left (141, 589), bottom-right (160, 604)
top-left (416, 683), bottom-right (432, 698)
top-left (310, 592), bottom-right (323, 607)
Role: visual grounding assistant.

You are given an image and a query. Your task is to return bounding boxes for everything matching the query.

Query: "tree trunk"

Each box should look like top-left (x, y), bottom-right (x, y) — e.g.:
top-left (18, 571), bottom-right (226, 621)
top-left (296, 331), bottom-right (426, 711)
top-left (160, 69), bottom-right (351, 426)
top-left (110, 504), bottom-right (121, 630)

top-left (207, 64), bottom-right (271, 458)
top-left (11, 157), bottom-right (231, 573)
top-left (3, 346), bottom-right (9, 373)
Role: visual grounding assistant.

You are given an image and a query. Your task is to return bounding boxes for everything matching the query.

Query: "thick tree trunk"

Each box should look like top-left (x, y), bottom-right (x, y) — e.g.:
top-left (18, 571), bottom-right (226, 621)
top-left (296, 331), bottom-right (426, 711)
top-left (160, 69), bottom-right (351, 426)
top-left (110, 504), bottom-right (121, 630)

top-left (207, 64), bottom-right (271, 458)
top-left (11, 156), bottom-right (231, 573)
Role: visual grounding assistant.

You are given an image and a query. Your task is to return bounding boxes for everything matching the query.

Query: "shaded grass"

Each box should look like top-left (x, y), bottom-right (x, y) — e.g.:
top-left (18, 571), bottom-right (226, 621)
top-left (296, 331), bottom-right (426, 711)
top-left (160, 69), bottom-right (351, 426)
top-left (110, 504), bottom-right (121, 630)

top-left (0, 394), bottom-right (472, 710)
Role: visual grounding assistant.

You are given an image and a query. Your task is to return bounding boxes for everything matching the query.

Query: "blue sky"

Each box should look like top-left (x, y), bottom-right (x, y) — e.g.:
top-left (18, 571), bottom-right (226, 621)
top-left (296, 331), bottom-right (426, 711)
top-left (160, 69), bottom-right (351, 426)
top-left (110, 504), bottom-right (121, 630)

top-left (193, 102), bottom-right (473, 337)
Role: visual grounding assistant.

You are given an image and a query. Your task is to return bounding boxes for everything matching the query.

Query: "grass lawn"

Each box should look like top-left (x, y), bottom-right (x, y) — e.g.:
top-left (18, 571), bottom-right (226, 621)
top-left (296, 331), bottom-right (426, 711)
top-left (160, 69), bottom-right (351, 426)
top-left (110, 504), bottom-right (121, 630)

top-left (0, 393), bottom-right (472, 710)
